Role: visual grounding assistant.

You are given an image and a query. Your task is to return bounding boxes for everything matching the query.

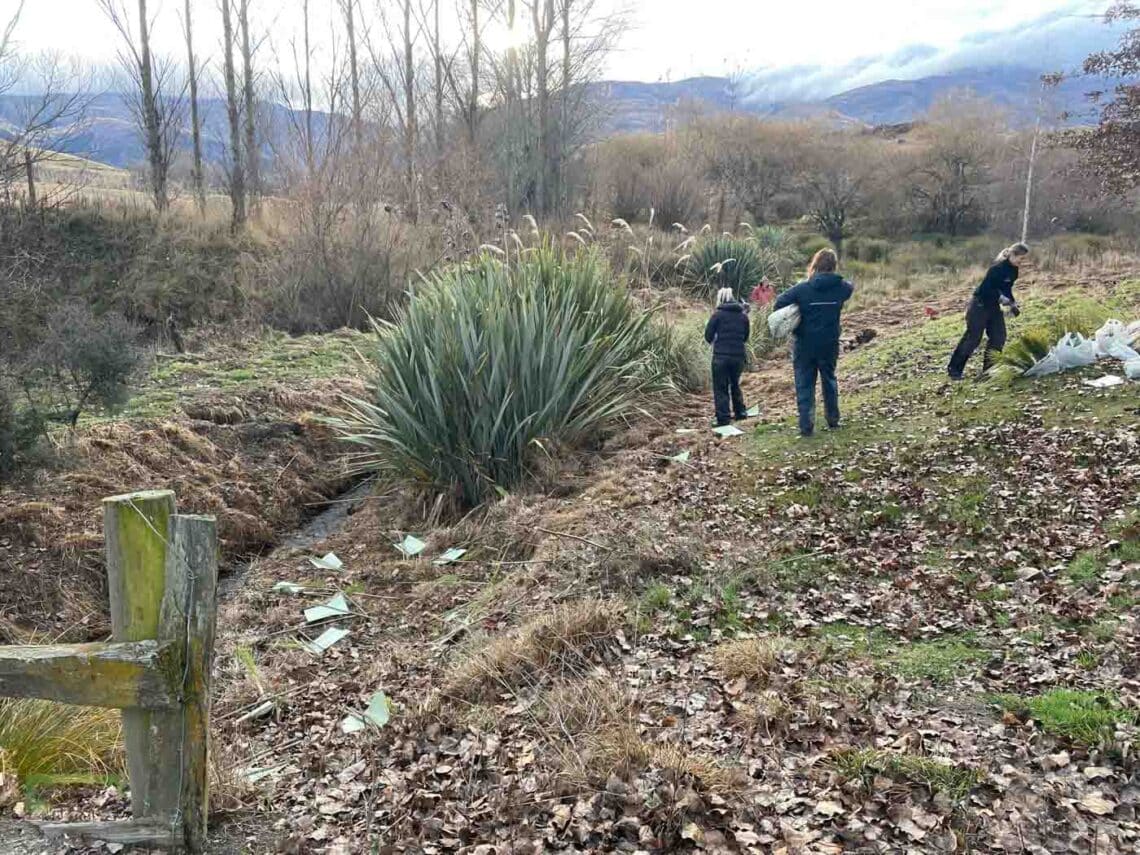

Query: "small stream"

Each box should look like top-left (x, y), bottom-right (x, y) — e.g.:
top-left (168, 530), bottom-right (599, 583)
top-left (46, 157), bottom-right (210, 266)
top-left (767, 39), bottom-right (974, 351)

top-left (217, 479), bottom-right (373, 599)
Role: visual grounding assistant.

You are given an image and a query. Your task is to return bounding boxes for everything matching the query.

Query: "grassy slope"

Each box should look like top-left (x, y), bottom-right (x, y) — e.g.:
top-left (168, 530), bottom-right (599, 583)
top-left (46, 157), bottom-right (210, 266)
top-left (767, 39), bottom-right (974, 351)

top-left (177, 271), bottom-right (1140, 851)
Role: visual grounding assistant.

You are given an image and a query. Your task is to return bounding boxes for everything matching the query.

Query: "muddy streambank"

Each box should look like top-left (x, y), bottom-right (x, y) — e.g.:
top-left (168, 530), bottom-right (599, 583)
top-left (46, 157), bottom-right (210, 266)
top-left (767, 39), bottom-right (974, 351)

top-left (0, 379), bottom-right (366, 643)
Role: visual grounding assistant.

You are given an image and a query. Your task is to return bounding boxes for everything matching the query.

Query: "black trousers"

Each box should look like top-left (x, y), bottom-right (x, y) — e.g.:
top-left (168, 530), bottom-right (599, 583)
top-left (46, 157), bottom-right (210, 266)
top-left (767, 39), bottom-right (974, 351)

top-left (948, 299), bottom-right (1006, 377)
top-left (711, 356), bottom-right (746, 426)
top-left (793, 343), bottom-right (840, 436)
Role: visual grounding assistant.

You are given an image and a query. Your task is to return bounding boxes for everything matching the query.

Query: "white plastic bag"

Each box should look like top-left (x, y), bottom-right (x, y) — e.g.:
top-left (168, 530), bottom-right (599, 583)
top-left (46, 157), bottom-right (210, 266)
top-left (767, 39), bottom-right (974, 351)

top-left (1125, 320), bottom-right (1140, 348)
top-left (1126, 359), bottom-right (1140, 380)
top-left (1054, 333), bottom-right (1097, 370)
top-left (1024, 349), bottom-right (1062, 377)
top-left (767, 304), bottom-right (801, 340)
top-left (1095, 320), bottom-right (1127, 359)
top-left (1103, 338), bottom-right (1140, 363)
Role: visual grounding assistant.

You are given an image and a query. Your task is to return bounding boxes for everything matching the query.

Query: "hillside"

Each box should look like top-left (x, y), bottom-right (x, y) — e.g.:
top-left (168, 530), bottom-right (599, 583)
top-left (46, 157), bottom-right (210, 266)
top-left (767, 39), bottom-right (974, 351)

top-left (0, 65), bottom-right (1112, 170)
top-left (593, 67), bottom-right (1110, 135)
top-left (2, 238), bottom-right (1138, 851)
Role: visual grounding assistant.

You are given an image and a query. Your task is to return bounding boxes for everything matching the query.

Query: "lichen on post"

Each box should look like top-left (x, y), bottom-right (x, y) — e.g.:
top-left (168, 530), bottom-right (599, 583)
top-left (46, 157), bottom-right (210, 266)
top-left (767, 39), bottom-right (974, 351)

top-left (102, 490), bottom-right (182, 824)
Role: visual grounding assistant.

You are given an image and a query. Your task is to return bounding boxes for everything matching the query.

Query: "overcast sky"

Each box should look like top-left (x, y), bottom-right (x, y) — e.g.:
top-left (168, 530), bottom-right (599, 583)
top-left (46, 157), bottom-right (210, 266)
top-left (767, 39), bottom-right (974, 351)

top-left (0, 0), bottom-right (1113, 96)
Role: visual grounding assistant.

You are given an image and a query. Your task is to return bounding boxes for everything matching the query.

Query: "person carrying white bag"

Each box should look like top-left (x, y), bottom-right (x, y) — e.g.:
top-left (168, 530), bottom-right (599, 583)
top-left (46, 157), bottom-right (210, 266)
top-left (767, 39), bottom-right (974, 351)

top-left (770, 248), bottom-right (855, 437)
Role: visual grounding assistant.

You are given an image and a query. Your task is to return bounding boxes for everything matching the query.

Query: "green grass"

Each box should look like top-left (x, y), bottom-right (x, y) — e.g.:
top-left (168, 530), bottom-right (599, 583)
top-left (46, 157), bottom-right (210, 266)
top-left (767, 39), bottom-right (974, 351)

top-left (991, 690), bottom-right (1136, 744)
top-left (121, 329), bottom-right (371, 420)
top-left (815, 626), bottom-right (987, 684)
top-left (641, 583), bottom-right (672, 611)
top-left (889, 637), bottom-right (988, 683)
top-left (830, 749), bottom-right (983, 801)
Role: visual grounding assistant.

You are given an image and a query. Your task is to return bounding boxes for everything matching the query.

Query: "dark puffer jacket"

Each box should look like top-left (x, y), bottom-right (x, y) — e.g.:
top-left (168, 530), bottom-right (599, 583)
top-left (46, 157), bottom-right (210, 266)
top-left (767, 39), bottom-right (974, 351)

top-left (772, 273), bottom-right (854, 352)
top-left (704, 301), bottom-right (750, 359)
top-left (972, 258), bottom-right (1019, 307)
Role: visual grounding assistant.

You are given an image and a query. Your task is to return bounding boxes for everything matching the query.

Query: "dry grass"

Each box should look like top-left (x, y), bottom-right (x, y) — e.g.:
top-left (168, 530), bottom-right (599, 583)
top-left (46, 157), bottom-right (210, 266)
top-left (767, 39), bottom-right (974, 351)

top-left (532, 678), bottom-right (746, 797)
top-left (443, 599), bottom-right (629, 700)
top-left (0, 700), bottom-right (123, 785)
top-left (711, 636), bottom-right (801, 684)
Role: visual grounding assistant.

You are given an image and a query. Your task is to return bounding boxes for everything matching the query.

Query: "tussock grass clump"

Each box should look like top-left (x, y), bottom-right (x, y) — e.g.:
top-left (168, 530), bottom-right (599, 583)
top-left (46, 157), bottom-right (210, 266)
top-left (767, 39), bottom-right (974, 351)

top-left (991, 690), bottom-right (1136, 745)
top-left (684, 235), bottom-right (768, 299)
top-left (0, 699), bottom-right (122, 786)
top-left (712, 637), bottom-right (800, 684)
top-left (335, 246), bottom-right (687, 506)
top-left (830, 748), bottom-right (982, 801)
top-left (443, 599), bottom-right (629, 700)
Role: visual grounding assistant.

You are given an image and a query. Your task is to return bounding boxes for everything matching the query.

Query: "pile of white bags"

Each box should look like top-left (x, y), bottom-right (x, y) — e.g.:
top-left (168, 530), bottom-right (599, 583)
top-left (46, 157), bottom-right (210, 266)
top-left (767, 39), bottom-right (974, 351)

top-left (767, 304), bottom-right (801, 340)
top-left (1024, 319), bottom-right (1140, 380)
top-left (1094, 320), bottom-right (1140, 363)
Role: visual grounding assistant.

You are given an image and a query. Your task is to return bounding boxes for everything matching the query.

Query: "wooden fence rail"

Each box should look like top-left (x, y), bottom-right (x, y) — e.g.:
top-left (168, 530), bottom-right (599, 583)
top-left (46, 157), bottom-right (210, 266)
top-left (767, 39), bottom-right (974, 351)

top-left (0, 490), bottom-right (218, 852)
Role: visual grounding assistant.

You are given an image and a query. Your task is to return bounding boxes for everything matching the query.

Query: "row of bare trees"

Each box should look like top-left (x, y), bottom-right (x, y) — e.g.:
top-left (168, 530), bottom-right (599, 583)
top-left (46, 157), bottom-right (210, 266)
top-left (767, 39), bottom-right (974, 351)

top-left (69, 0), bottom-right (623, 229)
top-left (590, 91), bottom-right (1119, 253)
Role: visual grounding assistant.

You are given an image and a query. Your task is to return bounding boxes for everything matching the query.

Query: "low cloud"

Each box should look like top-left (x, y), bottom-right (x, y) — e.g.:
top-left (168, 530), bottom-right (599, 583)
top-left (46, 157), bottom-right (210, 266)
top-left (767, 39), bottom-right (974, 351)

top-left (741, 9), bottom-right (1123, 105)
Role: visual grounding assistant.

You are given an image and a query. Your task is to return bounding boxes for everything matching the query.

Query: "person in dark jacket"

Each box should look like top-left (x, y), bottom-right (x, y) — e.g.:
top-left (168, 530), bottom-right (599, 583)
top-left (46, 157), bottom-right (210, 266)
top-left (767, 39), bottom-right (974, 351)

top-left (772, 248), bottom-right (854, 437)
top-left (704, 287), bottom-right (750, 427)
top-left (947, 243), bottom-right (1029, 379)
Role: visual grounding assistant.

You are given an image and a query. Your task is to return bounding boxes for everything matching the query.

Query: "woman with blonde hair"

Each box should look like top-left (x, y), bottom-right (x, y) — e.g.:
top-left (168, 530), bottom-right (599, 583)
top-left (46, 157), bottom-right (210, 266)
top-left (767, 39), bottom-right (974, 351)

top-left (771, 248), bottom-right (855, 437)
top-left (704, 287), bottom-right (751, 427)
top-left (947, 242), bottom-right (1029, 380)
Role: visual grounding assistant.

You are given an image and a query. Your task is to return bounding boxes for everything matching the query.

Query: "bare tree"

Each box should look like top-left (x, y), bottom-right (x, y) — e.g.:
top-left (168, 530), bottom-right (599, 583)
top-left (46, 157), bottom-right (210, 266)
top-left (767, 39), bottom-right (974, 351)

top-left (182, 0), bottom-right (205, 214)
top-left (371, 0), bottom-right (421, 221)
top-left (0, 33), bottom-right (93, 205)
top-left (908, 94), bottom-right (1005, 236)
top-left (1067, 3), bottom-right (1140, 195)
top-left (798, 132), bottom-right (876, 258)
top-left (239, 0), bottom-right (261, 209)
top-left (529, 0), bottom-right (555, 212)
top-left (298, 0), bottom-right (316, 174)
top-left (220, 0), bottom-right (246, 227)
top-left (341, 0), bottom-right (363, 146)
top-left (98, 0), bottom-right (185, 211)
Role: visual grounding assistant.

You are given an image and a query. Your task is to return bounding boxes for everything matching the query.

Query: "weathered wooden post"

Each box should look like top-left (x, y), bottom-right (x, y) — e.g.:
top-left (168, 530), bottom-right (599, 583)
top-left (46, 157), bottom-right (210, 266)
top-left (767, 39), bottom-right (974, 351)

top-left (0, 490), bottom-right (217, 850)
top-left (102, 490), bottom-right (218, 851)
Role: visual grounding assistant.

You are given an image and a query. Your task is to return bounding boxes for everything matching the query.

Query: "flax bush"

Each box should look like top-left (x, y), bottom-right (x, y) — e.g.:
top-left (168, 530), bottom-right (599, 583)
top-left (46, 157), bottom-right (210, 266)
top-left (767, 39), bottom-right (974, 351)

top-left (335, 247), bottom-right (687, 506)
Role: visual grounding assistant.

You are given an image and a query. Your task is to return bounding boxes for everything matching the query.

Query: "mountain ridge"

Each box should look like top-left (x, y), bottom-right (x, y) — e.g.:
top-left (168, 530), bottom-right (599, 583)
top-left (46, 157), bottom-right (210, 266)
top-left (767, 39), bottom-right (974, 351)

top-left (0, 66), bottom-right (1115, 171)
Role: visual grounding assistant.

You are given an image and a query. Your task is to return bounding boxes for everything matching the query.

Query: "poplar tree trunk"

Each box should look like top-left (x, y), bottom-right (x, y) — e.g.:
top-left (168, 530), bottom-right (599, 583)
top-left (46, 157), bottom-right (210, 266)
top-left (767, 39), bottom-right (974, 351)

top-left (137, 0), bottom-right (167, 211)
top-left (239, 0), bottom-right (259, 213)
top-left (221, 0), bottom-right (246, 228)
top-left (183, 0), bottom-right (205, 215)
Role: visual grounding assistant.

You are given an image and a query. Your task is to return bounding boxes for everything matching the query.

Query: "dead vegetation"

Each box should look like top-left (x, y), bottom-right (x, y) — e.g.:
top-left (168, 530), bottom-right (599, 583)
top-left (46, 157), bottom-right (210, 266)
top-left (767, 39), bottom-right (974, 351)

top-left (442, 599), bottom-right (630, 701)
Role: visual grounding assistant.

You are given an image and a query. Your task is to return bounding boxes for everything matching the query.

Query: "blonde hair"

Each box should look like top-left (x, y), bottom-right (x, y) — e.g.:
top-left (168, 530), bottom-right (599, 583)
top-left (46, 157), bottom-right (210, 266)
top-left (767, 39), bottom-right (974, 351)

top-left (996, 242), bottom-right (1030, 263)
top-left (808, 248), bottom-right (838, 277)
top-left (716, 287), bottom-right (735, 306)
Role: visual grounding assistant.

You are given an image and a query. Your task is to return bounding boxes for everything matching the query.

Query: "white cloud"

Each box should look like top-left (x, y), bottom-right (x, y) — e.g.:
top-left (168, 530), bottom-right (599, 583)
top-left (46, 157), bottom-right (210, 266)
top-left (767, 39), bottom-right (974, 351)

top-left (1, 0), bottom-right (1114, 92)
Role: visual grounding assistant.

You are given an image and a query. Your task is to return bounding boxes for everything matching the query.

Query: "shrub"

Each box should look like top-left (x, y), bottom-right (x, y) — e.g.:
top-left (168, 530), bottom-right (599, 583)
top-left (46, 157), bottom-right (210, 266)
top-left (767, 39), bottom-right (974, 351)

top-left (996, 297), bottom-right (1111, 377)
top-left (796, 233), bottom-right (834, 262)
top-left (750, 226), bottom-right (801, 289)
top-left (335, 246), bottom-right (686, 506)
top-left (0, 384), bottom-right (47, 482)
top-left (847, 237), bottom-right (892, 263)
top-left (29, 303), bottom-right (143, 427)
top-left (684, 235), bottom-right (768, 299)
top-left (646, 160), bottom-right (703, 228)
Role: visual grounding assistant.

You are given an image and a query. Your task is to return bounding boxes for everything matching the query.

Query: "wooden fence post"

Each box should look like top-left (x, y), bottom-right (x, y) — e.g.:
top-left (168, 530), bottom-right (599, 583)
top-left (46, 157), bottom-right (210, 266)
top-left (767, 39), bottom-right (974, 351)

top-left (160, 514), bottom-right (218, 852)
top-left (104, 490), bottom-right (181, 823)
top-left (2, 490), bottom-right (218, 852)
